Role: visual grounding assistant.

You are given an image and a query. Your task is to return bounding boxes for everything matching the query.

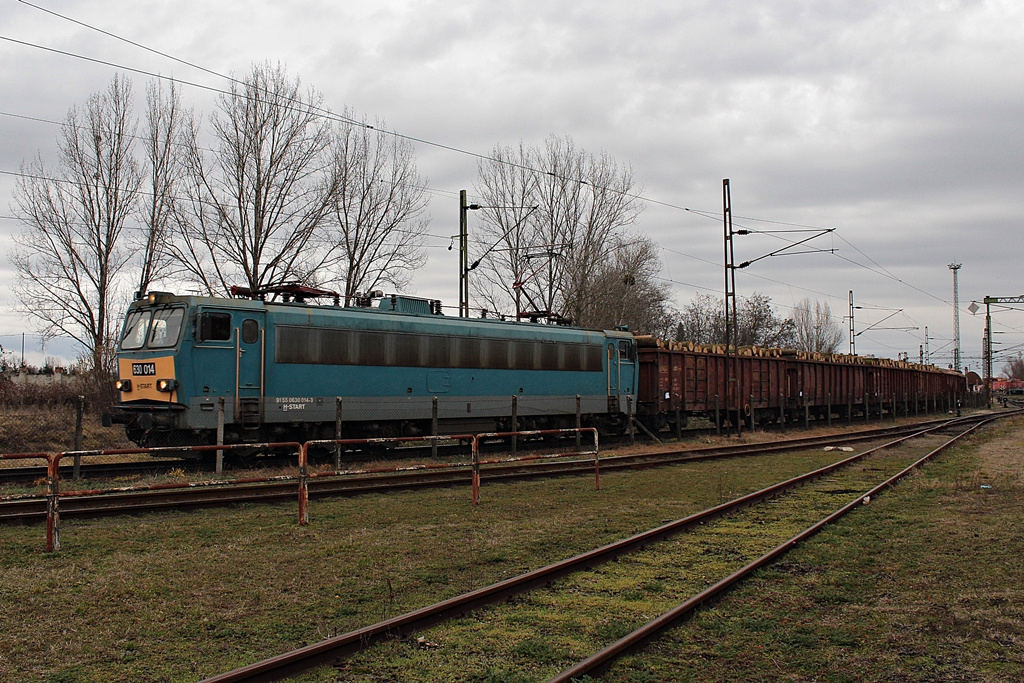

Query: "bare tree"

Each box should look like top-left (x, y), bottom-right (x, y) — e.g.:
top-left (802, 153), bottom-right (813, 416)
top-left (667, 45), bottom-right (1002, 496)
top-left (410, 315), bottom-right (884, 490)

top-left (10, 75), bottom-right (140, 374)
top-left (736, 292), bottom-right (796, 347)
top-left (791, 298), bottom-right (844, 353)
top-left (675, 293), bottom-right (725, 344)
top-left (468, 143), bottom-right (536, 315)
top-left (471, 135), bottom-right (642, 322)
top-left (675, 291), bottom-right (795, 348)
top-left (1001, 353), bottom-right (1024, 380)
top-left (134, 80), bottom-right (186, 296)
top-left (471, 142), bottom-right (540, 316)
top-left (322, 112), bottom-right (430, 303)
top-left (555, 142), bottom-right (643, 326)
top-left (574, 233), bottom-right (675, 334)
top-left (174, 62), bottom-right (336, 295)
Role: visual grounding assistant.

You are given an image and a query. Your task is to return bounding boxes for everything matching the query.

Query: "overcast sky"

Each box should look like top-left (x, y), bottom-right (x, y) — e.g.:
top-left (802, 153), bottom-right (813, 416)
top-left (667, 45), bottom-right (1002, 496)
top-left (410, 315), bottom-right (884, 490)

top-left (2, 0), bottom-right (1022, 372)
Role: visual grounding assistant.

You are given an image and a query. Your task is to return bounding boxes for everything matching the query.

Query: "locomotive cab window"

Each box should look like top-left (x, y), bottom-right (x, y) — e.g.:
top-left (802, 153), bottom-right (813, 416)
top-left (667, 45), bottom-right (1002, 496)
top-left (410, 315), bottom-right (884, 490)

top-left (198, 312), bottom-right (233, 341)
top-left (120, 310), bottom-right (151, 350)
top-left (619, 340), bottom-right (635, 361)
top-left (242, 319), bottom-right (259, 344)
top-left (148, 308), bottom-right (185, 348)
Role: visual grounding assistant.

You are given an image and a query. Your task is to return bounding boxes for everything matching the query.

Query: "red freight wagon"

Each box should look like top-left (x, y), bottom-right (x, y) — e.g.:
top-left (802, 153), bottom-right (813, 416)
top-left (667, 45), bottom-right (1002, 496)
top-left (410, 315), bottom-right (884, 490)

top-left (636, 342), bottom-right (965, 432)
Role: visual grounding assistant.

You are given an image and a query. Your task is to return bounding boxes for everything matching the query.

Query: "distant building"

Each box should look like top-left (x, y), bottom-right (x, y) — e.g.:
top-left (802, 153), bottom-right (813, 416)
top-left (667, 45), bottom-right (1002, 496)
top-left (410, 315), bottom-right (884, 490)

top-left (0, 367), bottom-right (75, 386)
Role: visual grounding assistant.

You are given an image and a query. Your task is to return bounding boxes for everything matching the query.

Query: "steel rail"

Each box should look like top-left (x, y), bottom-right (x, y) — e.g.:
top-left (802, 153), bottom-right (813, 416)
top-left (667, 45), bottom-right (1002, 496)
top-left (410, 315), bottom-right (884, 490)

top-left (547, 417), bottom-right (992, 681)
top-left (0, 459), bottom-right (199, 485)
top-left (198, 415), bottom-right (995, 682)
top-left (0, 412), bottom-right (980, 485)
top-left (0, 413), bottom-right (1005, 524)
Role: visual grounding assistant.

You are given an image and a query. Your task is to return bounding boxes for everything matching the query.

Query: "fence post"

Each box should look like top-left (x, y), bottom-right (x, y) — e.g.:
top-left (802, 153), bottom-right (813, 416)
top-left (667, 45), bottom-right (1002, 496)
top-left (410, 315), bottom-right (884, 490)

top-left (779, 394), bottom-right (786, 434)
top-left (804, 401), bottom-right (809, 429)
top-left (298, 443), bottom-right (309, 526)
top-left (471, 436), bottom-right (481, 505)
top-left (511, 396), bottom-right (518, 457)
top-left (334, 397), bottom-right (343, 470)
top-left (715, 395), bottom-right (721, 437)
top-left (216, 397), bottom-right (225, 474)
top-left (847, 395), bottom-right (852, 425)
top-left (46, 455), bottom-right (60, 552)
top-left (575, 395), bottom-right (582, 451)
top-left (73, 395), bottom-right (84, 481)
top-left (827, 392), bottom-right (832, 428)
top-left (864, 393), bottom-right (870, 422)
top-left (627, 395), bottom-right (634, 445)
top-left (748, 394), bottom-right (755, 432)
top-left (432, 397), bottom-right (439, 459)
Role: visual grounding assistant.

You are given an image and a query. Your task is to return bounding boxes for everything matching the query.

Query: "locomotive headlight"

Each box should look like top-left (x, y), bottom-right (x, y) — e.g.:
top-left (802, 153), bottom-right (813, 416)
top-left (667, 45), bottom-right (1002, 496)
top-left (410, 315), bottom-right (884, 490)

top-left (156, 378), bottom-right (177, 392)
top-left (115, 379), bottom-right (132, 392)
top-left (146, 291), bottom-right (174, 305)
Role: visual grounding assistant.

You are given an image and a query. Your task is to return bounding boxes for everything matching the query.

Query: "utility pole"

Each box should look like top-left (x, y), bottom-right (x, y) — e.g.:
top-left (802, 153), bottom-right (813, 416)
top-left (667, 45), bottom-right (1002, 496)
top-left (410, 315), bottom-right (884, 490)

top-left (721, 178), bottom-right (832, 432)
top-left (723, 179), bottom-right (740, 435)
top-left (848, 290), bottom-right (856, 355)
top-left (458, 190), bottom-right (481, 317)
top-left (949, 263), bottom-right (962, 371)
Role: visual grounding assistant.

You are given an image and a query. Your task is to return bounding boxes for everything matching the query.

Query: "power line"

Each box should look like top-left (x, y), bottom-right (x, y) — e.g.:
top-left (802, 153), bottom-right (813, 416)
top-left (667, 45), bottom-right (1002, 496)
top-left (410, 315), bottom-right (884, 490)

top-left (0, 109), bottom-right (61, 126)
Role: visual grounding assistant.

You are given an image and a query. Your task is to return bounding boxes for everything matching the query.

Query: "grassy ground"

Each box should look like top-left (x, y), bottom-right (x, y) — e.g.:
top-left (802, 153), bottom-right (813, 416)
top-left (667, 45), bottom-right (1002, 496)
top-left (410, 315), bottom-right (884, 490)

top-left (607, 417), bottom-right (1024, 682)
top-left (0, 416), bottom-right (1021, 682)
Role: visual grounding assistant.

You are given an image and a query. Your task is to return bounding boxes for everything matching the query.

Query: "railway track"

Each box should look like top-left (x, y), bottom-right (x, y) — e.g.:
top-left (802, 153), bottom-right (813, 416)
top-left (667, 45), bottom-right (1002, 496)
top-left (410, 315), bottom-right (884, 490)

top-left (0, 412), bottom-right (973, 489)
top-left (198, 412), bottom-right (999, 682)
top-left (0, 414), bottom-right (955, 487)
top-left (0, 415), bottom-right (991, 524)
top-left (0, 458), bottom-right (199, 486)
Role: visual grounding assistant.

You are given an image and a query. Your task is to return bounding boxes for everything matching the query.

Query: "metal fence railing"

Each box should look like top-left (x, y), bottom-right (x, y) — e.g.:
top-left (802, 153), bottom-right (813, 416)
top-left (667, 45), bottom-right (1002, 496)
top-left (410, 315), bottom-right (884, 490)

top-left (1, 427), bottom-right (603, 552)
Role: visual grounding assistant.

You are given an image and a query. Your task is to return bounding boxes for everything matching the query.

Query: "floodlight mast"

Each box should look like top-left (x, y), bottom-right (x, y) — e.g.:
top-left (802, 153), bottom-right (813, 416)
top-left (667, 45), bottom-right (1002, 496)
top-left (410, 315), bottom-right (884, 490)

top-left (949, 264), bottom-right (962, 372)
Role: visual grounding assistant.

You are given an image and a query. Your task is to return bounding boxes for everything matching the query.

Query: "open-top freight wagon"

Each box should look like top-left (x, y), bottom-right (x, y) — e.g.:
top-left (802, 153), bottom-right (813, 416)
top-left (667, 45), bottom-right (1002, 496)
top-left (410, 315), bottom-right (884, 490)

top-left (636, 337), bottom-right (966, 433)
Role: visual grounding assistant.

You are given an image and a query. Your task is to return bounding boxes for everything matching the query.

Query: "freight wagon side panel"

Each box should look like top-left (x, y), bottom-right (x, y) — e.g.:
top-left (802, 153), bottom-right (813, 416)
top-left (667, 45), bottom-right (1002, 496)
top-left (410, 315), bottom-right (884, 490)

top-left (637, 349), bottom-right (672, 413)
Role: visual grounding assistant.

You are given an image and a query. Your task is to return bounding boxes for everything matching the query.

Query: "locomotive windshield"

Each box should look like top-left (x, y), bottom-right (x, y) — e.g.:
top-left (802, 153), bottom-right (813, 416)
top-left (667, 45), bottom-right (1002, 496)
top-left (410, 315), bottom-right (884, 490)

top-left (119, 307), bottom-right (185, 350)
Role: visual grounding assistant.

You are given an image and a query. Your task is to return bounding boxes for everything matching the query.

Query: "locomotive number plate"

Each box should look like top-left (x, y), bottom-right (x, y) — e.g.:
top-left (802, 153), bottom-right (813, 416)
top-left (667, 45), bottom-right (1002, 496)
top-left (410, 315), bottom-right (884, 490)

top-left (132, 362), bottom-right (157, 376)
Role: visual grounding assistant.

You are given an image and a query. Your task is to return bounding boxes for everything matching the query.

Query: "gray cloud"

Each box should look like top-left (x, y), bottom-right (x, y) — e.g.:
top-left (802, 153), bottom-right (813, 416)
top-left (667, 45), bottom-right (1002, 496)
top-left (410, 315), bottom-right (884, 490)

top-left (0, 0), bottom-right (1020, 371)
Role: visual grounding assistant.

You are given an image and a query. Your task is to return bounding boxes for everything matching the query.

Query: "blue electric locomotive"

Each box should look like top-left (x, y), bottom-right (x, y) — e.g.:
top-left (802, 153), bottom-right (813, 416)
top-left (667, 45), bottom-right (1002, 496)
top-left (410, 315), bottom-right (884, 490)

top-left (108, 285), bottom-right (638, 447)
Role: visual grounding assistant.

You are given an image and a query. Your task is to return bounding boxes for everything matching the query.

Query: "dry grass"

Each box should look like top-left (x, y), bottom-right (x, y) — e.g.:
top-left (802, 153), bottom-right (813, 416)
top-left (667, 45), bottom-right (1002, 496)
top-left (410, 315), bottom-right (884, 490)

top-left (0, 445), bottom-right (841, 682)
top-left (0, 405), bottom-right (134, 455)
top-left (1, 411), bottom-right (1020, 682)
top-left (613, 416), bottom-right (1024, 682)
